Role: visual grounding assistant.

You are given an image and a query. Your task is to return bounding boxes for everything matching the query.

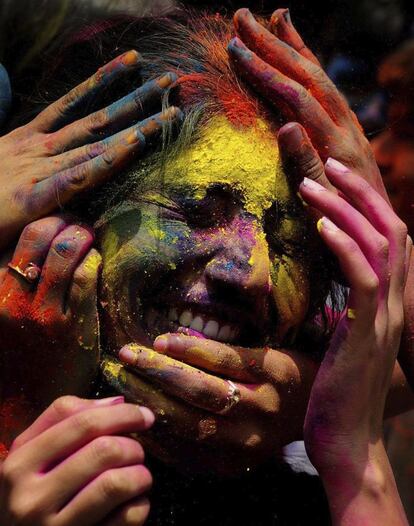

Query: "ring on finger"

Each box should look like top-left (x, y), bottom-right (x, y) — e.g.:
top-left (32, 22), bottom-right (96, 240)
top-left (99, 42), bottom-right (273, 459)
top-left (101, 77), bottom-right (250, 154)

top-left (218, 380), bottom-right (241, 415)
top-left (8, 261), bottom-right (42, 284)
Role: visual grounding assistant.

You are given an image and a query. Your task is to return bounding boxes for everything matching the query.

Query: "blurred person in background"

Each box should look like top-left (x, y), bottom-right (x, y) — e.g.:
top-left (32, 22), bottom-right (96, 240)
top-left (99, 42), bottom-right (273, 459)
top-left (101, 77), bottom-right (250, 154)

top-left (370, 39), bottom-right (414, 524)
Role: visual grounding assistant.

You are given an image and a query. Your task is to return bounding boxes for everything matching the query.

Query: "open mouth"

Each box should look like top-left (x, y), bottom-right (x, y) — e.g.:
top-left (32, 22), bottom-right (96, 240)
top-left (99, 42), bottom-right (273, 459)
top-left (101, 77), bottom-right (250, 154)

top-left (144, 306), bottom-right (241, 344)
top-left (140, 298), bottom-right (275, 347)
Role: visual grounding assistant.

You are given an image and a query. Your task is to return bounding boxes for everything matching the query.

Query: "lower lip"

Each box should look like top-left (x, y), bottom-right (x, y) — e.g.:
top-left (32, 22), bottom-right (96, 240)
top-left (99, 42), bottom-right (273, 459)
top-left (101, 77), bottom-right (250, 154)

top-left (177, 326), bottom-right (207, 339)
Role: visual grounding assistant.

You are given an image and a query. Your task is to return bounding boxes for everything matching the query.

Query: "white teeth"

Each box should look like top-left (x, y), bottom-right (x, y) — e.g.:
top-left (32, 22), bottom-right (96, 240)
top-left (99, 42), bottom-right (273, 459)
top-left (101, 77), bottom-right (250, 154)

top-left (217, 325), bottom-right (231, 341)
top-left (204, 320), bottom-right (219, 339)
top-left (190, 316), bottom-right (204, 332)
top-left (168, 307), bottom-right (178, 321)
top-left (179, 310), bottom-right (193, 327)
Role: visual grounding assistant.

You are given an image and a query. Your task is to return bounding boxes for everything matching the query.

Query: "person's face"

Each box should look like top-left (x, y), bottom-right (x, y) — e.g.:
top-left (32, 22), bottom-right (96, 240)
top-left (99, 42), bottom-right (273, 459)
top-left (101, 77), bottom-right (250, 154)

top-left (99, 115), bottom-right (311, 353)
top-left (371, 109), bottom-right (414, 235)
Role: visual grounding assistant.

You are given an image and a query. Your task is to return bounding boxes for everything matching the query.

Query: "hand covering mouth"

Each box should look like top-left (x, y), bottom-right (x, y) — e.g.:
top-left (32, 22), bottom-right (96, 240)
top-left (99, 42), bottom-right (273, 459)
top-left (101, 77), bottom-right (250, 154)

top-left (141, 300), bottom-right (276, 347)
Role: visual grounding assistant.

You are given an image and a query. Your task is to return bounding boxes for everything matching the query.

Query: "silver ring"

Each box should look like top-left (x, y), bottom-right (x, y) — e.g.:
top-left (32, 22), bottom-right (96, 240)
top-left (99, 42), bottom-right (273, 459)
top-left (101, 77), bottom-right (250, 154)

top-left (218, 380), bottom-right (241, 415)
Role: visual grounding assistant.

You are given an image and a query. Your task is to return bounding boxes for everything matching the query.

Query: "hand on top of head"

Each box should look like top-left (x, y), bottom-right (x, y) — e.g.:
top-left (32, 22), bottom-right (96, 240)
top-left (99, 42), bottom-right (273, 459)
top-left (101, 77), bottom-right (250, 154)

top-left (0, 50), bottom-right (182, 251)
top-left (228, 7), bottom-right (388, 201)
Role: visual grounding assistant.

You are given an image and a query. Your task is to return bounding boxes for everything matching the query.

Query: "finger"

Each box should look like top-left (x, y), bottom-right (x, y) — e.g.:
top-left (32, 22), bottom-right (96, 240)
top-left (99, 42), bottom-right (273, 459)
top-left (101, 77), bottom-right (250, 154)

top-left (299, 177), bottom-right (391, 302)
top-left (57, 465), bottom-right (152, 526)
top-left (278, 122), bottom-right (336, 197)
top-left (67, 248), bottom-right (101, 316)
top-left (32, 50), bottom-right (142, 132)
top-left (317, 216), bottom-right (379, 325)
top-left (324, 158), bottom-right (408, 305)
top-left (34, 224), bottom-right (94, 313)
top-left (15, 403), bottom-right (154, 471)
top-left (233, 9), bottom-right (349, 124)
top-left (154, 333), bottom-right (261, 382)
top-left (101, 358), bottom-right (286, 466)
top-left (118, 344), bottom-right (258, 416)
top-left (101, 497), bottom-right (150, 526)
top-left (0, 216), bottom-right (69, 296)
top-left (9, 396), bottom-right (124, 453)
top-left (269, 8), bottom-right (321, 66)
top-left (51, 72), bottom-right (177, 153)
top-left (58, 106), bottom-right (181, 170)
top-left (34, 106), bottom-right (182, 208)
top-left (228, 37), bottom-right (337, 147)
top-left (49, 436), bottom-right (144, 508)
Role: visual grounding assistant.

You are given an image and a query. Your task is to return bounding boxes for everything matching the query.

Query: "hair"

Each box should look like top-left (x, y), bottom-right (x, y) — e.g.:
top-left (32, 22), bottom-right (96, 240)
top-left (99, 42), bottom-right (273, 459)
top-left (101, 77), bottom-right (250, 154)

top-left (8, 7), bottom-right (343, 353)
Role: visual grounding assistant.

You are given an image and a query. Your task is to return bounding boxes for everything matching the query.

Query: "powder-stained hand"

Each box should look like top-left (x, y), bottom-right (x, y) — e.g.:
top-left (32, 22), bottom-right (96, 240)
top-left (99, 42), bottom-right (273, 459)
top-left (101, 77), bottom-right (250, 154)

top-left (0, 50), bottom-right (181, 251)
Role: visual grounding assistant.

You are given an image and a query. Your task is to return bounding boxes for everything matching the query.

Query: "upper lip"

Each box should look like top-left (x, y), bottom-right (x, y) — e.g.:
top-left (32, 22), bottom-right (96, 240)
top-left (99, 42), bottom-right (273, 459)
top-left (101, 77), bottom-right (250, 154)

top-left (148, 297), bottom-right (276, 346)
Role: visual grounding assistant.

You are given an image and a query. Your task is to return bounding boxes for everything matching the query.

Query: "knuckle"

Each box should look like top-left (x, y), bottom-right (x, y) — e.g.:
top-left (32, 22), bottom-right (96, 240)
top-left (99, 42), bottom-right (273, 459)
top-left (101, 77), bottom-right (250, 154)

top-left (100, 148), bottom-right (115, 167)
top-left (20, 222), bottom-right (48, 243)
top-left (72, 410), bottom-right (99, 436)
top-left (299, 152), bottom-right (323, 180)
top-left (52, 395), bottom-right (81, 418)
top-left (100, 470), bottom-right (129, 499)
top-left (87, 110), bottom-right (109, 133)
top-left (60, 88), bottom-right (80, 115)
top-left (362, 275), bottom-right (380, 296)
top-left (1, 456), bottom-right (21, 483)
top-left (374, 236), bottom-right (389, 261)
top-left (393, 221), bottom-right (408, 242)
top-left (91, 436), bottom-right (123, 465)
top-left (72, 266), bottom-right (93, 290)
top-left (85, 140), bottom-right (106, 160)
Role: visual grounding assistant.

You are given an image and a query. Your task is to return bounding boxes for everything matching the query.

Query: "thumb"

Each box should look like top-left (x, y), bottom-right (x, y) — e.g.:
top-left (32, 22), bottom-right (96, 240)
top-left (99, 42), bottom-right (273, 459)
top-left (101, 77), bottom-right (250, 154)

top-left (278, 122), bottom-right (337, 198)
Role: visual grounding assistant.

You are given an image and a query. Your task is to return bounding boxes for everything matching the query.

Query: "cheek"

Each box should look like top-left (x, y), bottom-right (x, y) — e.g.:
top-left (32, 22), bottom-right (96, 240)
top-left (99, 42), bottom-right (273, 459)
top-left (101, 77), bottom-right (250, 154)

top-left (270, 256), bottom-right (310, 342)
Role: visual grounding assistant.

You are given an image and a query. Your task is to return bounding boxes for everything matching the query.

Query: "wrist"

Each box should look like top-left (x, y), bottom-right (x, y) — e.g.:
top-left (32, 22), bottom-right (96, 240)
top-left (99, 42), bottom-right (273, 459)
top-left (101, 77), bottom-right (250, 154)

top-left (317, 441), bottom-right (407, 525)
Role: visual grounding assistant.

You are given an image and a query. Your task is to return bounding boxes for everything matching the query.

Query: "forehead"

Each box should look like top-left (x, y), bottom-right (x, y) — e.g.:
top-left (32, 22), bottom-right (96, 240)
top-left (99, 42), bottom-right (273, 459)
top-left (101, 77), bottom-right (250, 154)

top-left (155, 115), bottom-right (290, 220)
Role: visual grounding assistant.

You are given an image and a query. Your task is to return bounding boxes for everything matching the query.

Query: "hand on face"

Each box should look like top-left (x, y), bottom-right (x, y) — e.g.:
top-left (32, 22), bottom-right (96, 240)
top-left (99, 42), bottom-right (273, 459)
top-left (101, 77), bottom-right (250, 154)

top-left (0, 216), bottom-right (102, 441)
top-left (0, 50), bottom-right (181, 250)
top-left (228, 8), bottom-right (388, 201)
top-left (0, 395), bottom-right (154, 526)
top-left (103, 335), bottom-right (318, 475)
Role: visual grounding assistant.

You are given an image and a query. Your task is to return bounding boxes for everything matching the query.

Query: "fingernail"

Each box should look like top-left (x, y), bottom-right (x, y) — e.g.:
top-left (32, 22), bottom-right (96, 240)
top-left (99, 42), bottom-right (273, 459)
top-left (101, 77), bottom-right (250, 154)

top-left (157, 72), bottom-right (177, 89)
top-left (283, 8), bottom-right (292, 25)
top-left (228, 36), bottom-right (243, 50)
top-left (302, 177), bottom-right (326, 192)
top-left (121, 49), bottom-right (141, 67)
top-left (93, 396), bottom-right (125, 406)
top-left (279, 123), bottom-right (304, 154)
top-left (126, 129), bottom-right (146, 145)
top-left (119, 346), bottom-right (138, 364)
top-left (325, 157), bottom-right (351, 175)
top-left (317, 216), bottom-right (339, 232)
top-left (154, 335), bottom-right (169, 352)
top-left (139, 406), bottom-right (155, 428)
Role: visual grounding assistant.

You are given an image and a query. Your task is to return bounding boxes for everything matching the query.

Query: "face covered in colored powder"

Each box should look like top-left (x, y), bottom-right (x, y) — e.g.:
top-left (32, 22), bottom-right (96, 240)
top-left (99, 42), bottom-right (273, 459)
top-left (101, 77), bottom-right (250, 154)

top-left (99, 114), bottom-right (311, 352)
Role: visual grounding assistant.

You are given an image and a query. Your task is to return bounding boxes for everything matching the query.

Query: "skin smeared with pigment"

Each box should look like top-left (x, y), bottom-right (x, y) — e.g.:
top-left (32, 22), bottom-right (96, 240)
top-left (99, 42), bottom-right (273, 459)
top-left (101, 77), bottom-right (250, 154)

top-left (100, 115), bottom-right (310, 354)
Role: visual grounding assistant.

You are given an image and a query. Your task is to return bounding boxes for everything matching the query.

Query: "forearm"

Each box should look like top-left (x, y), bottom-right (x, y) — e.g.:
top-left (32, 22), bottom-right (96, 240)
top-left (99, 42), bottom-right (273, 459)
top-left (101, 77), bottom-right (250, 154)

top-left (319, 442), bottom-right (408, 526)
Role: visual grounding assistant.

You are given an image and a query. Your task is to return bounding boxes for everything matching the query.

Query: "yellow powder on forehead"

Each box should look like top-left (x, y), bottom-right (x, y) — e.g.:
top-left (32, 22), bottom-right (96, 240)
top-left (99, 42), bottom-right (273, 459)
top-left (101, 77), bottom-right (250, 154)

top-left (164, 115), bottom-right (289, 219)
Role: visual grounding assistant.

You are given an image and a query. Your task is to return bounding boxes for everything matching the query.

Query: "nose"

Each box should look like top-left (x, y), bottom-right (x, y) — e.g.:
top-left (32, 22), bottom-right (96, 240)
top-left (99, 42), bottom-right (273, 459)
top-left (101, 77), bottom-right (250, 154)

top-left (203, 216), bottom-right (271, 298)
